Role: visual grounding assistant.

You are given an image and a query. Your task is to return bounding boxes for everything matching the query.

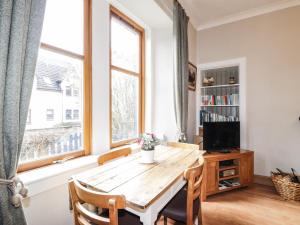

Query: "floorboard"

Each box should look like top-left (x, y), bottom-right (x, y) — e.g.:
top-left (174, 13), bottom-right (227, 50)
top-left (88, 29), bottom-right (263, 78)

top-left (156, 184), bottom-right (300, 225)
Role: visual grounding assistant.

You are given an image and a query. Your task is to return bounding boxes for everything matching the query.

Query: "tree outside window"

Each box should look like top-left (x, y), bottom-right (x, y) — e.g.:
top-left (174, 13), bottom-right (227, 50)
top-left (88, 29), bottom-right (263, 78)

top-left (110, 8), bottom-right (144, 147)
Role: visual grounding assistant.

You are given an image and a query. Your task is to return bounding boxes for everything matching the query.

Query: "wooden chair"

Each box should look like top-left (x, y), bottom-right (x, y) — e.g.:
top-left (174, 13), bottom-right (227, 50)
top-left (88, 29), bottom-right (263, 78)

top-left (69, 179), bottom-right (142, 225)
top-left (167, 142), bottom-right (199, 151)
top-left (98, 147), bottom-right (132, 165)
top-left (160, 158), bottom-right (204, 225)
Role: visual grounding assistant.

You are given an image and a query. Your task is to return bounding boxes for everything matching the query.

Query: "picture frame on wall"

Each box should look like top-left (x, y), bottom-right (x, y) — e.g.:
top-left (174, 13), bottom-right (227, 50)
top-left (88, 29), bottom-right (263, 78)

top-left (188, 62), bottom-right (197, 91)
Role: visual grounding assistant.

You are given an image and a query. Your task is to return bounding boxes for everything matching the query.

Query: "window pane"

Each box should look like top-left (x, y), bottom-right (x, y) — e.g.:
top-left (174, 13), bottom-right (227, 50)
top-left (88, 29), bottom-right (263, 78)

top-left (111, 16), bottom-right (140, 73)
top-left (111, 70), bottom-right (139, 143)
top-left (66, 86), bottom-right (72, 96)
top-left (66, 109), bottom-right (72, 120)
top-left (20, 49), bottom-right (84, 163)
top-left (41, 0), bottom-right (84, 55)
top-left (46, 109), bottom-right (54, 121)
top-left (73, 110), bottom-right (80, 120)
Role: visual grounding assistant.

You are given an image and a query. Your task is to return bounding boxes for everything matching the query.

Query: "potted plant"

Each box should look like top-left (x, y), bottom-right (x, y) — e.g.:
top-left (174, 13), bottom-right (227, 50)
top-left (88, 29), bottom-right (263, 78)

top-left (138, 133), bottom-right (160, 163)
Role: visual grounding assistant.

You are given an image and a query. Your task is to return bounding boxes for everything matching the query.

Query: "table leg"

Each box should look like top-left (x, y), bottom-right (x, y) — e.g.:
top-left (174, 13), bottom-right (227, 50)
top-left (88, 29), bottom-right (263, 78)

top-left (139, 206), bottom-right (159, 225)
top-left (126, 178), bottom-right (187, 224)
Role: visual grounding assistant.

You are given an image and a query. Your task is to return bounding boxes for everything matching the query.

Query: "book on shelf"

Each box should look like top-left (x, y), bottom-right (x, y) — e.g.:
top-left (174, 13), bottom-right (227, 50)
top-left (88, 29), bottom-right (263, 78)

top-left (199, 110), bottom-right (239, 125)
top-left (201, 94), bottom-right (239, 106)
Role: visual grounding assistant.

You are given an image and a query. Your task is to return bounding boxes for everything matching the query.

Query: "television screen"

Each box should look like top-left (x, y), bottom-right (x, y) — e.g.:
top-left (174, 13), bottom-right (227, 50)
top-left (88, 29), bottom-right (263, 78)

top-left (203, 122), bottom-right (240, 151)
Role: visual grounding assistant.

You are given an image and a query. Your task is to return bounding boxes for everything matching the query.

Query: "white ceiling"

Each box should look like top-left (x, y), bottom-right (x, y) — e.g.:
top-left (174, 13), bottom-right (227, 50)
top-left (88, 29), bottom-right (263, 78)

top-left (113, 0), bottom-right (172, 29)
top-left (160, 0), bottom-right (299, 30)
top-left (115, 0), bottom-right (300, 30)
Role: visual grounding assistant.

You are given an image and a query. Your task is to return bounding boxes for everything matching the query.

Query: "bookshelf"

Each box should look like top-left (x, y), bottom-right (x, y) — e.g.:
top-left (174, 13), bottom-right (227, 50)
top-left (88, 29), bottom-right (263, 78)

top-left (195, 58), bottom-right (247, 147)
top-left (200, 83), bottom-right (239, 89)
top-left (199, 105), bottom-right (239, 107)
top-left (199, 66), bottom-right (240, 126)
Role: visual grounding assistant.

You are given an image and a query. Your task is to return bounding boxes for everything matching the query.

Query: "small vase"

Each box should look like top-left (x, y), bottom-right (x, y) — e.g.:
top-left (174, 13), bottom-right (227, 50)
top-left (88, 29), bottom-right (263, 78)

top-left (140, 149), bottom-right (155, 163)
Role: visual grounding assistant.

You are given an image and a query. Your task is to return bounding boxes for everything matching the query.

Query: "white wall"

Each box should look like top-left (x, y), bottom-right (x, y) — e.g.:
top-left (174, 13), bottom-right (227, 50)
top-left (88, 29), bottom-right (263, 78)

top-left (151, 27), bottom-right (177, 140)
top-left (197, 6), bottom-right (300, 176)
top-left (153, 0), bottom-right (199, 143)
top-left (151, 23), bottom-right (198, 142)
top-left (23, 184), bottom-right (73, 225)
top-left (22, 156), bottom-right (98, 225)
top-left (91, 0), bottom-right (110, 155)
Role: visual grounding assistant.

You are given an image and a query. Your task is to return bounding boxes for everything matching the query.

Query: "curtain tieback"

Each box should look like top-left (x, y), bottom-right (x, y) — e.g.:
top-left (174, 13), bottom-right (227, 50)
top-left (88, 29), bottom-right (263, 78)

top-left (0, 176), bottom-right (28, 207)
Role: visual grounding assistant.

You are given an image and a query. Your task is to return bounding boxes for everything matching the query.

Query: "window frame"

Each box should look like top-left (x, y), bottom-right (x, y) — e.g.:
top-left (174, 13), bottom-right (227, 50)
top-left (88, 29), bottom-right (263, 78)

top-left (109, 6), bottom-right (145, 148)
top-left (73, 87), bottom-right (79, 97)
top-left (18, 0), bottom-right (92, 172)
top-left (66, 86), bottom-right (72, 96)
top-left (73, 109), bottom-right (80, 120)
top-left (66, 109), bottom-right (73, 120)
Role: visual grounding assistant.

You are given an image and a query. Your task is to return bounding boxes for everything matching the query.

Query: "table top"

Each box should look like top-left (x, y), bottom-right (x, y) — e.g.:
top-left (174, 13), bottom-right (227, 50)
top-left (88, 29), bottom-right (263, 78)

top-left (73, 145), bottom-right (205, 210)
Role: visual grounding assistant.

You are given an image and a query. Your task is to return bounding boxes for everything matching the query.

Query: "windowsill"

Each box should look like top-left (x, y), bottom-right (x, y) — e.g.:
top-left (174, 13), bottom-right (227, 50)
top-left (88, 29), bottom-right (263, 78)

top-left (18, 143), bottom-right (141, 198)
top-left (19, 155), bottom-right (98, 197)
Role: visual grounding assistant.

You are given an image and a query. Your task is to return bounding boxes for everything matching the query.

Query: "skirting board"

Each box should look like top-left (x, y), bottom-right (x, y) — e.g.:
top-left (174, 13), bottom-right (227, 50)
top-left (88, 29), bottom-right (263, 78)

top-left (254, 175), bottom-right (274, 187)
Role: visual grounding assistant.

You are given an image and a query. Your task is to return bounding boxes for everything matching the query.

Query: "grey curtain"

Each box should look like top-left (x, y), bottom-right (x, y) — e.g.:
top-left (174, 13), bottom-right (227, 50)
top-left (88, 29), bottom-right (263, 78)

top-left (0, 0), bottom-right (46, 224)
top-left (173, 0), bottom-right (189, 142)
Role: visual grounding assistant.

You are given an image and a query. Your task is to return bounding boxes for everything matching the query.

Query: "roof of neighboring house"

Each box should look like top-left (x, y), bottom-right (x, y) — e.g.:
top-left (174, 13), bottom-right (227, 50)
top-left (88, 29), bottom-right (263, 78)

top-left (36, 61), bottom-right (67, 92)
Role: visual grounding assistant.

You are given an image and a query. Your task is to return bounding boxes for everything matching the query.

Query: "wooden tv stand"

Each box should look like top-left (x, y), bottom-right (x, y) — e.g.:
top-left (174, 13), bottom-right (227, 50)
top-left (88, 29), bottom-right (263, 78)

top-left (201, 149), bottom-right (254, 201)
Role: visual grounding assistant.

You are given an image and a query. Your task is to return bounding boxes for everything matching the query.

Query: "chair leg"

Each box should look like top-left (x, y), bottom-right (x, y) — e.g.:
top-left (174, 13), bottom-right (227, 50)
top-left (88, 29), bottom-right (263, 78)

top-left (163, 216), bottom-right (167, 225)
top-left (154, 213), bottom-right (161, 225)
top-left (198, 205), bottom-right (203, 225)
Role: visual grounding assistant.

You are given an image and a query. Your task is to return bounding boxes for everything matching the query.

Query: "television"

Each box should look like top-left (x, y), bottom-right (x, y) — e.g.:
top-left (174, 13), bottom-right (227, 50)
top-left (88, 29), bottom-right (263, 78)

top-left (203, 122), bottom-right (240, 152)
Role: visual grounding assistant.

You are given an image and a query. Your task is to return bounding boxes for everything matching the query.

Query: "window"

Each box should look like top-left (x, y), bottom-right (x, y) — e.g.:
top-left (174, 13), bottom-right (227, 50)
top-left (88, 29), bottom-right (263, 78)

top-left (46, 109), bottom-right (54, 121)
top-left (66, 86), bottom-right (72, 96)
top-left (73, 109), bottom-right (80, 120)
top-left (18, 0), bottom-right (91, 172)
top-left (66, 109), bottom-right (72, 120)
top-left (73, 88), bottom-right (79, 97)
top-left (110, 7), bottom-right (145, 147)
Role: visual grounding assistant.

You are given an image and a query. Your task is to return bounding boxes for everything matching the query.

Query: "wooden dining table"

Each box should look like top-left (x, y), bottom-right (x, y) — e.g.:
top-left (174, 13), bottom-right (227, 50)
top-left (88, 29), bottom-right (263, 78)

top-left (72, 145), bottom-right (205, 225)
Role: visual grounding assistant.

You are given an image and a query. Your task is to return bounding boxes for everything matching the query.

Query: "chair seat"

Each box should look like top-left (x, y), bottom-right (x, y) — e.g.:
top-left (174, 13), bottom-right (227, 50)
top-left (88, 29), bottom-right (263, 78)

top-left (161, 188), bottom-right (200, 223)
top-left (100, 209), bottom-right (142, 225)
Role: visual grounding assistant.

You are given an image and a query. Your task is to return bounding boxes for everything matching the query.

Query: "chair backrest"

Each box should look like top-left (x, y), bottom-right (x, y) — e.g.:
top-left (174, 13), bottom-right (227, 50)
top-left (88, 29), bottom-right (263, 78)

top-left (69, 179), bottom-right (126, 225)
top-left (184, 158), bottom-right (205, 225)
top-left (167, 142), bottom-right (199, 151)
top-left (98, 147), bottom-right (132, 165)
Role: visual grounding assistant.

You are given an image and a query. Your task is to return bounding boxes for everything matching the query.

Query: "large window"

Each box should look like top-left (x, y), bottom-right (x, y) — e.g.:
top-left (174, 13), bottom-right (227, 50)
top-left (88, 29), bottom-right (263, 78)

top-left (18, 0), bottom-right (91, 172)
top-left (110, 7), bottom-right (145, 147)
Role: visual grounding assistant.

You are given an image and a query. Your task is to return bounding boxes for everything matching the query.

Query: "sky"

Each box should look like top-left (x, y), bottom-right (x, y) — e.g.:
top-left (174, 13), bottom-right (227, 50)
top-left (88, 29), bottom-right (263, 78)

top-left (41, 0), bottom-right (84, 55)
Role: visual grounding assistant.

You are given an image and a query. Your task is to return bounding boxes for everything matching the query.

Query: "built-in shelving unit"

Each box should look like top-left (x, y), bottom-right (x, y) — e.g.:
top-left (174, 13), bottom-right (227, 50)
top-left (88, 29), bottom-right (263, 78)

top-left (198, 66), bottom-right (240, 126)
top-left (200, 84), bottom-right (240, 89)
top-left (195, 58), bottom-right (247, 147)
top-left (200, 105), bottom-right (240, 107)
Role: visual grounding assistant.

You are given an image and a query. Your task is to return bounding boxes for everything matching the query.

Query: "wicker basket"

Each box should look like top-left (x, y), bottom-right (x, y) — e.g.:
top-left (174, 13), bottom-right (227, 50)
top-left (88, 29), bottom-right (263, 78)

top-left (271, 172), bottom-right (300, 201)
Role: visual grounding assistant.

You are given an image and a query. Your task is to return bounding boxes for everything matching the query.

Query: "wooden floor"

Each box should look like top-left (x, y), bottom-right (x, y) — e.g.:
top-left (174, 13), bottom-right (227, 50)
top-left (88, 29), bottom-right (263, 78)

top-left (157, 184), bottom-right (300, 225)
